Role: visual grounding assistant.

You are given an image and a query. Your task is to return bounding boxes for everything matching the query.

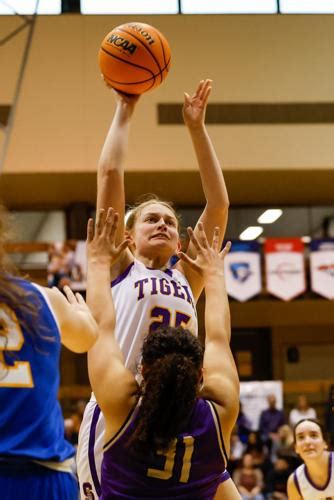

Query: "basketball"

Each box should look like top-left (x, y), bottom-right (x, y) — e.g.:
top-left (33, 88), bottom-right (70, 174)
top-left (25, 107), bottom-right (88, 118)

top-left (98, 22), bottom-right (171, 95)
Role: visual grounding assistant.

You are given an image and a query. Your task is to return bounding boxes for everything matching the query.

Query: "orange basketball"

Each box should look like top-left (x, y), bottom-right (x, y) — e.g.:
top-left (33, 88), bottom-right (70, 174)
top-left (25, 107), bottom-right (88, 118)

top-left (99, 22), bottom-right (171, 95)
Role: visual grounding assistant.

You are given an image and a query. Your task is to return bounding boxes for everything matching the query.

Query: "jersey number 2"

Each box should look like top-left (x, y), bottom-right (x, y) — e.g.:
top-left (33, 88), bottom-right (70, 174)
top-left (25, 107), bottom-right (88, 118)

top-left (0, 304), bottom-right (34, 388)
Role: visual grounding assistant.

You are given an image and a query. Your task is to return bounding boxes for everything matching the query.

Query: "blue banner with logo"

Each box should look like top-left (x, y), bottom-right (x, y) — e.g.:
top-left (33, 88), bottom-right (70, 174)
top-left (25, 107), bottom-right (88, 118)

top-left (224, 241), bottom-right (262, 302)
top-left (310, 239), bottom-right (334, 299)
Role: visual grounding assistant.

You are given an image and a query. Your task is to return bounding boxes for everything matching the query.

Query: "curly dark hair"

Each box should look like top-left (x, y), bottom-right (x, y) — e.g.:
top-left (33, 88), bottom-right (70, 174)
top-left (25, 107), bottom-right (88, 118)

top-left (130, 326), bottom-right (203, 453)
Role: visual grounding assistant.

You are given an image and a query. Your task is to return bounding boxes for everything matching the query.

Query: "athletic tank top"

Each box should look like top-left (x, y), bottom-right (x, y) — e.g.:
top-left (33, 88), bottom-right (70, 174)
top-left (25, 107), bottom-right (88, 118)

top-left (100, 398), bottom-right (229, 499)
top-left (293, 452), bottom-right (334, 499)
top-left (0, 277), bottom-right (74, 462)
top-left (112, 259), bottom-right (198, 373)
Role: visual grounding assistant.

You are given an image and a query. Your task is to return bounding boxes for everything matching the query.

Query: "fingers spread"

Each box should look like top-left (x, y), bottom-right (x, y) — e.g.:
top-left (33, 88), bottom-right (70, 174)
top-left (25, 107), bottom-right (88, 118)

top-left (63, 285), bottom-right (77, 304)
top-left (87, 218), bottom-right (94, 242)
top-left (221, 240), bottom-right (232, 258)
top-left (212, 226), bottom-right (220, 251)
top-left (196, 222), bottom-right (209, 248)
top-left (95, 208), bottom-right (105, 235)
top-left (187, 227), bottom-right (201, 252)
top-left (75, 292), bottom-right (86, 305)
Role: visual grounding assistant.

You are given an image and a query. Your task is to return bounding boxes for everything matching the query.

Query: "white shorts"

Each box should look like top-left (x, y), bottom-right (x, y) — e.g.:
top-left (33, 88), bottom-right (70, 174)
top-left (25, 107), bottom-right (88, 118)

top-left (77, 394), bottom-right (105, 500)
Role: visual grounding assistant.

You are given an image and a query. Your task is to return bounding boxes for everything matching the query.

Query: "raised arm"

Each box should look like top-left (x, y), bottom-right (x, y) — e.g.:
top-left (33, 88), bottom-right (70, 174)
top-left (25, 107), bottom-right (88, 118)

top-left (45, 286), bottom-right (98, 353)
top-left (85, 208), bottom-right (137, 430)
top-left (178, 224), bottom-right (239, 440)
top-left (179, 80), bottom-right (229, 301)
top-left (97, 89), bottom-right (139, 250)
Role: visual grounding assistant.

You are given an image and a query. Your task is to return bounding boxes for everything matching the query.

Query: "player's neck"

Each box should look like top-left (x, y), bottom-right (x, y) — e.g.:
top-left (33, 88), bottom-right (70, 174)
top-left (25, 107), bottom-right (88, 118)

top-left (305, 450), bottom-right (330, 482)
top-left (136, 253), bottom-right (170, 270)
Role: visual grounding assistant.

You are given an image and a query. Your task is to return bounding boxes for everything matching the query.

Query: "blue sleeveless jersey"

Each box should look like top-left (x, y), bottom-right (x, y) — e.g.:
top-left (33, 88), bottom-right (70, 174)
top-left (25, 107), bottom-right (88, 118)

top-left (0, 277), bottom-right (74, 462)
top-left (100, 398), bottom-right (230, 499)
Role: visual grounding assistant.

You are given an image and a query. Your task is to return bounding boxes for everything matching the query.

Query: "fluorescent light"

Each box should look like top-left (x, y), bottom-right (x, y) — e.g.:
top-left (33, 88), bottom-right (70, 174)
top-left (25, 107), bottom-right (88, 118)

top-left (257, 209), bottom-right (283, 224)
top-left (239, 226), bottom-right (263, 241)
top-left (280, 0), bottom-right (334, 13)
top-left (181, 0), bottom-right (277, 14)
top-left (81, 0), bottom-right (178, 14)
top-left (0, 0), bottom-right (61, 14)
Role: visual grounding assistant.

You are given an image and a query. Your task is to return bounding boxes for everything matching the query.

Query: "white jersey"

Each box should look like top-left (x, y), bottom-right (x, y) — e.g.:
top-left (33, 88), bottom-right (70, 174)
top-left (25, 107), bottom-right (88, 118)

top-left (293, 452), bottom-right (334, 499)
top-left (77, 259), bottom-right (198, 499)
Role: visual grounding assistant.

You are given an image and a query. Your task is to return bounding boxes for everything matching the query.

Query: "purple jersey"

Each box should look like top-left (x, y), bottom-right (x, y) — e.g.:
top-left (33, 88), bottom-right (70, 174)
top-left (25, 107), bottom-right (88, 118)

top-left (100, 398), bottom-right (230, 499)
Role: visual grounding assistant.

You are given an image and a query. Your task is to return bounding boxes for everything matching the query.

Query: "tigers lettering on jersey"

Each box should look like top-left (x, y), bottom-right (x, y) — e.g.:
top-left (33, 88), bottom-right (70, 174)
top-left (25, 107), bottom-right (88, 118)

top-left (134, 277), bottom-right (195, 308)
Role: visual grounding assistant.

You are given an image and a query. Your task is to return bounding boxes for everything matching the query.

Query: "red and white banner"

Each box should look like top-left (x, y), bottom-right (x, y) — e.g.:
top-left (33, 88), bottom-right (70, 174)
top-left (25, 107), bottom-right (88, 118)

top-left (310, 240), bottom-right (334, 299)
top-left (264, 238), bottom-right (306, 301)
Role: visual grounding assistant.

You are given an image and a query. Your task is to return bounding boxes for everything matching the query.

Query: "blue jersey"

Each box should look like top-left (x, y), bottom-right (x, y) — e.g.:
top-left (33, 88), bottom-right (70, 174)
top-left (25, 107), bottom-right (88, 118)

top-left (0, 277), bottom-right (73, 463)
top-left (100, 398), bottom-right (230, 499)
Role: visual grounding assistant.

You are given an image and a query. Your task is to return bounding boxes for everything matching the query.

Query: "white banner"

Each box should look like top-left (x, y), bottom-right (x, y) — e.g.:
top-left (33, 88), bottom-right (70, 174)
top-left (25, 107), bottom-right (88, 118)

top-left (265, 238), bottom-right (306, 301)
top-left (224, 242), bottom-right (262, 302)
top-left (310, 240), bottom-right (334, 299)
top-left (240, 380), bottom-right (283, 431)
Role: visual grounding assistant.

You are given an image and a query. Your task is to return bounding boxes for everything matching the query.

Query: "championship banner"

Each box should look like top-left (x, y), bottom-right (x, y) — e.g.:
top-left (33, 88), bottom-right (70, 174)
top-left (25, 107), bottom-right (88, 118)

top-left (224, 241), bottom-right (262, 302)
top-left (264, 238), bottom-right (306, 301)
top-left (310, 240), bottom-right (334, 299)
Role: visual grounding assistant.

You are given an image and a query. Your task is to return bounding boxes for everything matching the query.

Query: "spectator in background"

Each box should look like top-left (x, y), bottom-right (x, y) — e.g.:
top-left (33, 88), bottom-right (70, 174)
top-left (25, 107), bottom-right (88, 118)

top-left (237, 402), bottom-right (253, 444)
top-left (233, 453), bottom-right (265, 500)
top-left (259, 394), bottom-right (285, 451)
top-left (229, 428), bottom-right (246, 474)
top-left (264, 454), bottom-right (291, 500)
top-left (289, 394), bottom-right (316, 428)
top-left (245, 431), bottom-right (272, 478)
top-left (271, 425), bottom-right (295, 463)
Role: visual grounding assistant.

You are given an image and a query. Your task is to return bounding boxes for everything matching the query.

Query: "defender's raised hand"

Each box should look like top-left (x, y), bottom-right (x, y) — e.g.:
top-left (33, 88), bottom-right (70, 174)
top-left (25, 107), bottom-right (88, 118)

top-left (87, 207), bottom-right (130, 265)
top-left (178, 222), bottom-right (231, 281)
top-left (182, 79), bottom-right (212, 129)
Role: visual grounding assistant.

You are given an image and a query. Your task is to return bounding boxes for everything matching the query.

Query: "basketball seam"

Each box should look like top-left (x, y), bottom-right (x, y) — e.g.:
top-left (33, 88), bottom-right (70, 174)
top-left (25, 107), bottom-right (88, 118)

top-left (118, 27), bottom-right (162, 76)
top-left (101, 47), bottom-right (171, 81)
top-left (152, 30), bottom-right (169, 84)
top-left (100, 47), bottom-right (155, 77)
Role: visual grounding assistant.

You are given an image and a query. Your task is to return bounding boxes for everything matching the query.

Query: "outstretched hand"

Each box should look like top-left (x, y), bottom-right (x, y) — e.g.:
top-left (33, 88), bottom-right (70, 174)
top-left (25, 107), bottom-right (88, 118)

top-left (101, 75), bottom-right (140, 109)
top-left (87, 207), bottom-right (130, 266)
top-left (61, 285), bottom-right (92, 314)
top-left (182, 79), bottom-right (212, 129)
top-left (177, 222), bottom-right (231, 281)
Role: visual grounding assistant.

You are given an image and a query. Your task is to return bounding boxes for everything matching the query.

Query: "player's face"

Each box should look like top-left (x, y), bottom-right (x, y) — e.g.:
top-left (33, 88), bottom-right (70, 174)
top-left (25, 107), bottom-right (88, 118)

top-left (294, 421), bottom-right (327, 461)
top-left (131, 204), bottom-right (180, 258)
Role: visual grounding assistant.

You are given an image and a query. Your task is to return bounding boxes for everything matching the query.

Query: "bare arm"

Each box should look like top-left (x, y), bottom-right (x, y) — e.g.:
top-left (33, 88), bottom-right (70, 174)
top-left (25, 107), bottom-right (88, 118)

top-left (287, 474), bottom-right (302, 500)
top-left (179, 225), bottom-right (239, 440)
top-left (97, 89), bottom-right (139, 264)
top-left (178, 80), bottom-right (229, 301)
top-left (86, 209), bottom-right (137, 430)
top-left (45, 286), bottom-right (98, 353)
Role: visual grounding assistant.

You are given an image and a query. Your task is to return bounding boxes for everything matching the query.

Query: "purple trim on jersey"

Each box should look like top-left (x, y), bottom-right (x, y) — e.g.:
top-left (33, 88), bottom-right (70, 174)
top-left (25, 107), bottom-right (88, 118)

top-left (304, 451), bottom-right (332, 491)
top-left (103, 405), bottom-right (138, 450)
top-left (220, 470), bottom-right (231, 483)
top-left (145, 265), bottom-right (173, 277)
top-left (88, 404), bottom-right (101, 497)
top-left (210, 401), bottom-right (229, 468)
top-left (111, 262), bottom-right (134, 287)
top-left (293, 470), bottom-right (302, 496)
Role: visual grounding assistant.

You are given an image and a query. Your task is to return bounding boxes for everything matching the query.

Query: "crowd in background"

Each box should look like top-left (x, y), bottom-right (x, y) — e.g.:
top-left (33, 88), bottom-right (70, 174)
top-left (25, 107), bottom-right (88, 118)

top-left (62, 393), bottom-right (331, 499)
top-left (229, 394), bottom-right (319, 499)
